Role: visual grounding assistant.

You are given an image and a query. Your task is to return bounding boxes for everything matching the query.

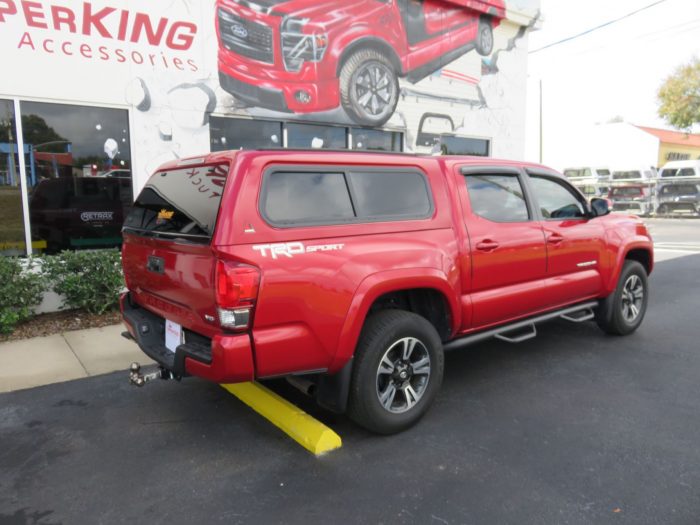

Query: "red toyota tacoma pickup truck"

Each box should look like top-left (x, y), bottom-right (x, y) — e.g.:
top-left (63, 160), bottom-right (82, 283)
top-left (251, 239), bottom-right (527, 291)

top-left (121, 150), bottom-right (653, 434)
top-left (216, 0), bottom-right (505, 126)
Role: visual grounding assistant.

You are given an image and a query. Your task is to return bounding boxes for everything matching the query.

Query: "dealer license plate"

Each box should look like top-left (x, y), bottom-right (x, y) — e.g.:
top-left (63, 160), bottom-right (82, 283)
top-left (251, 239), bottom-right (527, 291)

top-left (165, 320), bottom-right (184, 353)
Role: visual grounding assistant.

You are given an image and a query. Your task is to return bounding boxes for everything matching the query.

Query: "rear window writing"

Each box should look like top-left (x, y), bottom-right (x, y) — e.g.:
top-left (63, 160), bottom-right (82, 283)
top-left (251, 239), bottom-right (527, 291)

top-left (124, 164), bottom-right (229, 240)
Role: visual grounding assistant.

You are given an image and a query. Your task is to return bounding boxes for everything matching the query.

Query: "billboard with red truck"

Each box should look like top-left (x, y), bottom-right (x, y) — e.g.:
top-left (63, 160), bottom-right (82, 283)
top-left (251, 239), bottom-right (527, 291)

top-left (216, 0), bottom-right (506, 126)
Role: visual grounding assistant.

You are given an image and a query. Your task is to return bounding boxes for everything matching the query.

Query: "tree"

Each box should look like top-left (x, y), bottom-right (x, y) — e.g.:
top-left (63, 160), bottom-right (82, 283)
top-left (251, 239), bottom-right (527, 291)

top-left (657, 57), bottom-right (700, 130)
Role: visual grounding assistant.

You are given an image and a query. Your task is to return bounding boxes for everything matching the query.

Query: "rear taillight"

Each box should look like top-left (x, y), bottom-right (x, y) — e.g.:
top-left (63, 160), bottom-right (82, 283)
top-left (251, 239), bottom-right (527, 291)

top-left (215, 260), bottom-right (260, 331)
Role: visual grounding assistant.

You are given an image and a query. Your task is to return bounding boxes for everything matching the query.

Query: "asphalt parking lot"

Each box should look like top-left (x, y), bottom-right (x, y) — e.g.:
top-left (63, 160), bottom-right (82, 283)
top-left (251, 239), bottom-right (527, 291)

top-left (2, 220), bottom-right (700, 525)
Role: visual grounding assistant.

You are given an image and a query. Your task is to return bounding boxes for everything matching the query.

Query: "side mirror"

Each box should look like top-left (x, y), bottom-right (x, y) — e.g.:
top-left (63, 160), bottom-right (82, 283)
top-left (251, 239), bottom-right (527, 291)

top-left (590, 198), bottom-right (611, 217)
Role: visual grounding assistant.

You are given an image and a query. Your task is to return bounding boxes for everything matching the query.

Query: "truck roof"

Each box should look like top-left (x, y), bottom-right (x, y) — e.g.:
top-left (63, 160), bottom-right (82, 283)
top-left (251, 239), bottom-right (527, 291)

top-left (157, 149), bottom-right (556, 174)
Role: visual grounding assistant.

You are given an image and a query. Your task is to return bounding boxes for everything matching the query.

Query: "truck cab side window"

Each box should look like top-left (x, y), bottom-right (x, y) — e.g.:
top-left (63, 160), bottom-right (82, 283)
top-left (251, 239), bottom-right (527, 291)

top-left (529, 176), bottom-right (587, 219)
top-left (464, 174), bottom-right (529, 222)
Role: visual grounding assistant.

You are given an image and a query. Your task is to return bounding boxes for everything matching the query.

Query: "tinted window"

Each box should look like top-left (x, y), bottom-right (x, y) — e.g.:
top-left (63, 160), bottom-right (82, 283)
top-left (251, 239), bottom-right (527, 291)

top-left (660, 184), bottom-right (699, 195)
top-left (439, 136), bottom-right (489, 156)
top-left (210, 117), bottom-right (282, 151)
top-left (611, 187), bottom-right (643, 197)
top-left (348, 170), bottom-right (431, 218)
top-left (351, 128), bottom-right (402, 151)
top-left (530, 176), bottom-right (587, 219)
top-left (125, 164), bottom-right (229, 240)
top-left (597, 169), bottom-right (611, 177)
top-left (286, 123), bottom-right (347, 149)
top-left (263, 171), bottom-right (354, 225)
top-left (465, 174), bottom-right (529, 222)
top-left (612, 171), bottom-right (642, 180)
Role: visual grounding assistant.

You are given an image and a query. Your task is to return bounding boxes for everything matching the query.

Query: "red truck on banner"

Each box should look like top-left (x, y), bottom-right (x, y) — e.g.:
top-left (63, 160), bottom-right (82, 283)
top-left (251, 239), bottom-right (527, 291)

top-left (216, 0), bottom-right (506, 126)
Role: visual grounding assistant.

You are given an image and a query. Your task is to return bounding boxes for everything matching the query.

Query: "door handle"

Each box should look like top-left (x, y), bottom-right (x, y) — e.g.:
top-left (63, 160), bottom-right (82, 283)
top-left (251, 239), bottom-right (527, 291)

top-left (476, 240), bottom-right (499, 251)
top-left (547, 233), bottom-right (564, 244)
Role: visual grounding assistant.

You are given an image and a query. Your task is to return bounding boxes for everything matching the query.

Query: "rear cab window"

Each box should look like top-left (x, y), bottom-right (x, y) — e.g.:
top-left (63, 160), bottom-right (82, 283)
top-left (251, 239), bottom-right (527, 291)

top-left (260, 166), bottom-right (433, 227)
top-left (124, 163), bottom-right (229, 242)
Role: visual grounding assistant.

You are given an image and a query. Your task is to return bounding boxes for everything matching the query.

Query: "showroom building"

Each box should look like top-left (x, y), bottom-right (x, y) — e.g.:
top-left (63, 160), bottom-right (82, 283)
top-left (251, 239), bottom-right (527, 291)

top-left (0, 0), bottom-right (539, 256)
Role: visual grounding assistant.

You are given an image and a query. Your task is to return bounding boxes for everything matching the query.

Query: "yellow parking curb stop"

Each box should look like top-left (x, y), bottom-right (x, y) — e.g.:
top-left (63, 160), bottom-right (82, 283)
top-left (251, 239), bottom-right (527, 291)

top-left (221, 382), bottom-right (342, 456)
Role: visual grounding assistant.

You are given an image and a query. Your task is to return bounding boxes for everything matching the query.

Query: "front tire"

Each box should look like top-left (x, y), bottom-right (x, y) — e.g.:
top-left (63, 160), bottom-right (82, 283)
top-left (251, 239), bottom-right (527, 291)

top-left (339, 49), bottom-right (399, 127)
top-left (347, 310), bottom-right (444, 434)
top-left (596, 260), bottom-right (649, 335)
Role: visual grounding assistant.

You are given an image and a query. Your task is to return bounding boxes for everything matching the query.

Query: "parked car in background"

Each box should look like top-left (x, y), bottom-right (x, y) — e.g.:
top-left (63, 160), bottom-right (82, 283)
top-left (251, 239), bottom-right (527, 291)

top-left (611, 167), bottom-right (658, 181)
top-left (30, 177), bottom-right (133, 253)
top-left (216, 0), bottom-right (505, 126)
top-left (656, 181), bottom-right (700, 216)
top-left (574, 183), bottom-right (610, 200)
top-left (102, 169), bottom-right (132, 179)
top-left (658, 160), bottom-right (700, 179)
top-left (563, 166), bottom-right (612, 182)
top-left (121, 150), bottom-right (653, 434)
top-left (608, 185), bottom-right (654, 216)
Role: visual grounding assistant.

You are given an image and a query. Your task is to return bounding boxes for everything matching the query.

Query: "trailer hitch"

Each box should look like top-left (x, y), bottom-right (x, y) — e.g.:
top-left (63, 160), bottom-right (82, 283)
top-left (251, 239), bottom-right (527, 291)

top-left (129, 362), bottom-right (175, 387)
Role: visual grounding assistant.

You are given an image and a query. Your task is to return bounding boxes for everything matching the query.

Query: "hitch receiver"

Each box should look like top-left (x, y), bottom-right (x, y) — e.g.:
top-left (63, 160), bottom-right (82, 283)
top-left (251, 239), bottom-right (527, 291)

top-left (129, 362), bottom-right (175, 387)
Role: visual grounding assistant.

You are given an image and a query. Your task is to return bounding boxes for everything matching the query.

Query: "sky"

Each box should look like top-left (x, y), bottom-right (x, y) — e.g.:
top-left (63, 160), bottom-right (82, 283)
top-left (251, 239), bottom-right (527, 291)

top-left (523, 0), bottom-right (700, 167)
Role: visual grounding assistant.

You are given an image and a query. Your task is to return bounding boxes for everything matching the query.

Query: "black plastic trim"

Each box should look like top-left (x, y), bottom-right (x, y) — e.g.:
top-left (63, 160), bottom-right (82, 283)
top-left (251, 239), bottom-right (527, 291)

top-left (444, 301), bottom-right (599, 352)
top-left (121, 294), bottom-right (213, 377)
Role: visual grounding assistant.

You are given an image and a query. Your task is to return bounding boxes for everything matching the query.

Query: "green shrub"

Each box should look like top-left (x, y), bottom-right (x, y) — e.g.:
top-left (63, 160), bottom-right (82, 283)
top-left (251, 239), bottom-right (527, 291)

top-left (0, 257), bottom-right (45, 334)
top-left (43, 249), bottom-right (125, 315)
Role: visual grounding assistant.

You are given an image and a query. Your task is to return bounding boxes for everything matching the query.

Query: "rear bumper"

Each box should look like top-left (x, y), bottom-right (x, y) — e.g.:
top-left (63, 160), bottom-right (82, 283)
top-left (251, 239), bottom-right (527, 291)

top-left (120, 293), bottom-right (255, 383)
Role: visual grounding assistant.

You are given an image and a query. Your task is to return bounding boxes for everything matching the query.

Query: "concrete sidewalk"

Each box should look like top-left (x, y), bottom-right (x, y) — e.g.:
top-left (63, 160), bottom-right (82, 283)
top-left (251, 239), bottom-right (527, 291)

top-left (0, 324), bottom-right (153, 393)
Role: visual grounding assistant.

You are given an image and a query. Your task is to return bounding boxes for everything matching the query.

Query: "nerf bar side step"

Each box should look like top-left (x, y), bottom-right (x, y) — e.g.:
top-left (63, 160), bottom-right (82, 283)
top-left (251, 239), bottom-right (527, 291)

top-left (444, 301), bottom-right (598, 351)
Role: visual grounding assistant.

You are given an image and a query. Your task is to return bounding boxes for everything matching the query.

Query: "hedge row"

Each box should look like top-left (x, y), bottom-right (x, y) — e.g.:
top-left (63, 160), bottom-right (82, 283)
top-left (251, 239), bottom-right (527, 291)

top-left (0, 249), bottom-right (124, 334)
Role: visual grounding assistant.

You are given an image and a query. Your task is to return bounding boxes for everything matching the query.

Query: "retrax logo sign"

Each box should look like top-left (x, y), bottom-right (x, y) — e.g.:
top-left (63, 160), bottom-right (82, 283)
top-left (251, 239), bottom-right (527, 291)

top-left (0, 1), bottom-right (200, 71)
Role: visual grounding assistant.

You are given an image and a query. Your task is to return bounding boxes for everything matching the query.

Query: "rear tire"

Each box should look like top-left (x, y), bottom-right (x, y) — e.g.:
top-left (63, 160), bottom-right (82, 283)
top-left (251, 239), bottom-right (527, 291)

top-left (596, 260), bottom-right (649, 335)
top-left (347, 310), bottom-right (444, 434)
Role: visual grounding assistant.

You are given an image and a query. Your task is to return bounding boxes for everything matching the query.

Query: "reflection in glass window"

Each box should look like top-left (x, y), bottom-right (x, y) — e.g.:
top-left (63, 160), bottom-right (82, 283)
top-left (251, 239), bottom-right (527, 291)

top-left (210, 117), bottom-right (282, 151)
top-left (21, 101), bottom-right (132, 253)
top-left (465, 174), bottom-right (529, 222)
top-left (0, 100), bottom-right (27, 255)
top-left (286, 123), bottom-right (347, 149)
top-left (263, 171), bottom-right (354, 225)
top-left (351, 128), bottom-right (402, 151)
top-left (348, 170), bottom-right (431, 218)
top-left (530, 176), bottom-right (587, 219)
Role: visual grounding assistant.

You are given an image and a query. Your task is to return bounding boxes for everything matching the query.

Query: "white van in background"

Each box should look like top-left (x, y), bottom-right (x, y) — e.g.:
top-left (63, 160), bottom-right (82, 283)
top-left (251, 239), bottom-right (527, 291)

top-left (658, 160), bottom-right (700, 179)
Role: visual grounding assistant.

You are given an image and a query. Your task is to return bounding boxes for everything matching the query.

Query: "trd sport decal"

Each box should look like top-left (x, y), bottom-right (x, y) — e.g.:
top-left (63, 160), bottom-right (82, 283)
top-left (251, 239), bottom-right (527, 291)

top-left (253, 242), bottom-right (345, 259)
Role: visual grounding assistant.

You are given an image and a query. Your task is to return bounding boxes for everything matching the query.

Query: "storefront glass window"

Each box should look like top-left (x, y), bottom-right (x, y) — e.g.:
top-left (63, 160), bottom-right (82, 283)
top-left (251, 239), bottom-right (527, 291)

top-left (21, 101), bottom-right (132, 254)
top-left (0, 100), bottom-right (27, 256)
top-left (351, 128), bottom-right (403, 152)
top-left (286, 123), bottom-right (347, 149)
top-left (210, 117), bottom-right (283, 151)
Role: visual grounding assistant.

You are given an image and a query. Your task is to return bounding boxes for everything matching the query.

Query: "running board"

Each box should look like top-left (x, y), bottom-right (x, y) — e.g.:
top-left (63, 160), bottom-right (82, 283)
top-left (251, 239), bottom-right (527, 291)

top-left (444, 301), bottom-right (598, 352)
